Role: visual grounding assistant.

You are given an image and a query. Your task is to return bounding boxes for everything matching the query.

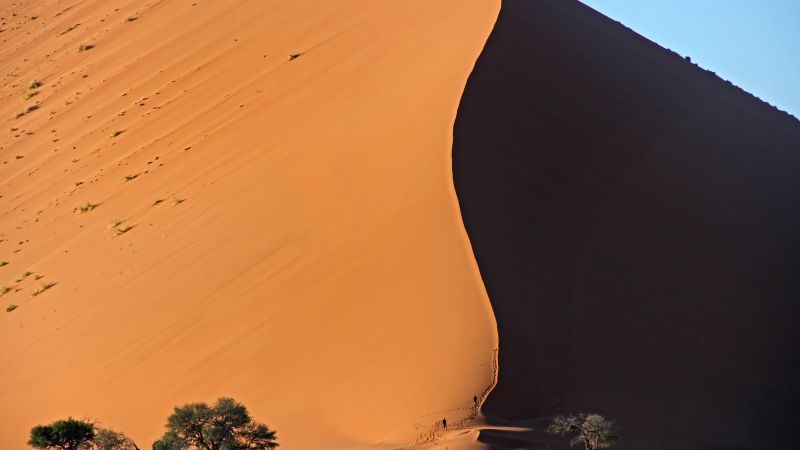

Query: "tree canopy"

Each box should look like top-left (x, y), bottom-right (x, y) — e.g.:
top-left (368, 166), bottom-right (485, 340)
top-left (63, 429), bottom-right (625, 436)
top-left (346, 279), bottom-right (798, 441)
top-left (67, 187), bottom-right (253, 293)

top-left (28, 418), bottom-right (96, 450)
top-left (546, 413), bottom-right (618, 450)
top-left (93, 428), bottom-right (139, 450)
top-left (152, 397), bottom-right (278, 450)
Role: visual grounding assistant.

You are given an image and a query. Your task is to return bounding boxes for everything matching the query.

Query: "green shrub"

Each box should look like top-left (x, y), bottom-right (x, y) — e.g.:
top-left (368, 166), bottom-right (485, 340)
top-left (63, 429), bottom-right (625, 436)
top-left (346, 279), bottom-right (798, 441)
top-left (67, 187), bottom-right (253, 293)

top-left (28, 418), bottom-right (94, 449)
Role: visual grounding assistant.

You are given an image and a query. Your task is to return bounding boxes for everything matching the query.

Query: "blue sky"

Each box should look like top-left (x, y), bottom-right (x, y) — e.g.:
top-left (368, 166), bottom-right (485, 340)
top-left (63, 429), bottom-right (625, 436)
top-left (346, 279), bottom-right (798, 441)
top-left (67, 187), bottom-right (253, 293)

top-left (579, 0), bottom-right (800, 118)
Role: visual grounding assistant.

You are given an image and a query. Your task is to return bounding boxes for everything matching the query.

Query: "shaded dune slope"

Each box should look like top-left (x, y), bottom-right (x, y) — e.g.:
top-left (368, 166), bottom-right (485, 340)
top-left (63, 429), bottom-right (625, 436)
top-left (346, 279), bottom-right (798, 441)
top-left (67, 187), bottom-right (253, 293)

top-left (454, 1), bottom-right (800, 449)
top-left (0, 1), bottom-right (500, 448)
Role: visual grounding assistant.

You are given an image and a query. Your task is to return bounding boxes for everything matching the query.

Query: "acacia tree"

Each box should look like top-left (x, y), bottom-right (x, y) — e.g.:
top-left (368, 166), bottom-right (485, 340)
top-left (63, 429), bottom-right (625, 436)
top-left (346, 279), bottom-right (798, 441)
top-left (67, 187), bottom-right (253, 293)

top-left (151, 397), bottom-right (278, 450)
top-left (93, 428), bottom-right (139, 450)
top-left (546, 413), bottom-right (618, 450)
top-left (28, 418), bottom-right (95, 450)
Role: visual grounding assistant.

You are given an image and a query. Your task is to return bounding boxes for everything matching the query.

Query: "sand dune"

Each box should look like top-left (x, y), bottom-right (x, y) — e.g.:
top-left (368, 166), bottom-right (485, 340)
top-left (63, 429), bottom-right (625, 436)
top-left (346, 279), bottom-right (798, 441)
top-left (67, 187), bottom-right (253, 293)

top-left (0, 1), bottom-right (500, 448)
top-left (454, 1), bottom-right (800, 449)
top-left (6, 1), bottom-right (797, 448)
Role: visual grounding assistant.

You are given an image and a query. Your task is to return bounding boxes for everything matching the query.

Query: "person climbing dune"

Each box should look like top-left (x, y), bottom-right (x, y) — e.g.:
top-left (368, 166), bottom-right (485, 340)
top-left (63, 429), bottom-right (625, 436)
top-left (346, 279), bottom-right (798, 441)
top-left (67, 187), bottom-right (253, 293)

top-left (473, 395), bottom-right (478, 406)
top-left (442, 418), bottom-right (447, 430)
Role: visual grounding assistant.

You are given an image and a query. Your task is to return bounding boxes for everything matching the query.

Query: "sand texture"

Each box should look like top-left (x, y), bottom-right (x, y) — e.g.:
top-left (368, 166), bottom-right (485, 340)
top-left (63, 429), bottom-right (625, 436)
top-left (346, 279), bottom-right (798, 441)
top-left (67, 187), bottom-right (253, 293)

top-left (0, 1), bottom-right (499, 448)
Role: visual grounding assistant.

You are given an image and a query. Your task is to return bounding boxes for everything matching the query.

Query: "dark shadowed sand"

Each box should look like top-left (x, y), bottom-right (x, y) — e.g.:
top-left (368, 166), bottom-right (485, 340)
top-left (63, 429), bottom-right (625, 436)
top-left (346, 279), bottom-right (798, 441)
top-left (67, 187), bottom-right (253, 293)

top-left (454, 1), bottom-right (800, 449)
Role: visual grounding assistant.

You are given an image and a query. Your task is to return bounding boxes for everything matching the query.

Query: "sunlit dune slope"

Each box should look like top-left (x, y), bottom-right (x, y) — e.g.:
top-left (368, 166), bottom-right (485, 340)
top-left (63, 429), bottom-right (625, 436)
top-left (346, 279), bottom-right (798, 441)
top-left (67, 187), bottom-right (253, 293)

top-left (0, 1), bottom-right (499, 448)
top-left (454, 1), bottom-right (800, 449)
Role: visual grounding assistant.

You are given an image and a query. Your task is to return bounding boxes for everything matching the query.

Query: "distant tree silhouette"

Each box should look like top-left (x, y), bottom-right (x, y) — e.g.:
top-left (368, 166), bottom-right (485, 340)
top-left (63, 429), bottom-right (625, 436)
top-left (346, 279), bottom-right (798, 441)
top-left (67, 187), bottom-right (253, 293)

top-left (151, 397), bottom-right (278, 450)
top-left (28, 418), bottom-right (95, 450)
top-left (94, 428), bottom-right (139, 450)
top-left (546, 413), bottom-right (618, 450)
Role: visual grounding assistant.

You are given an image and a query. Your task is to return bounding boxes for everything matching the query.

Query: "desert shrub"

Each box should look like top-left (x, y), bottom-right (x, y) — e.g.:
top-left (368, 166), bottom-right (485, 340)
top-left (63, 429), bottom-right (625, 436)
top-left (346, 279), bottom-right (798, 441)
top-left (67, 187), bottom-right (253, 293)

top-left (16, 271), bottom-right (33, 282)
top-left (6, 304), bottom-right (17, 312)
top-left (74, 202), bottom-right (98, 213)
top-left (113, 225), bottom-right (133, 237)
top-left (31, 282), bottom-right (55, 297)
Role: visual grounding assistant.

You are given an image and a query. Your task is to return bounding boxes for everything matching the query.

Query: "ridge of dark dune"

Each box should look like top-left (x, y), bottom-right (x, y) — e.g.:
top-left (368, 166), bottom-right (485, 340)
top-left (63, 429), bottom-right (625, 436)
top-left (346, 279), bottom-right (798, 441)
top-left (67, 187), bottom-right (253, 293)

top-left (454, 1), bottom-right (800, 449)
top-left (590, 4), bottom-right (799, 124)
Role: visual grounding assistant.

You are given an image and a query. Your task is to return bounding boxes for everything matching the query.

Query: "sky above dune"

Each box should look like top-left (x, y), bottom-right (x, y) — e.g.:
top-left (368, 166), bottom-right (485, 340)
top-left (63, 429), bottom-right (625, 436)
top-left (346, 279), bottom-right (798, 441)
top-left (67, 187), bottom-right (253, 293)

top-left (580, 0), bottom-right (800, 118)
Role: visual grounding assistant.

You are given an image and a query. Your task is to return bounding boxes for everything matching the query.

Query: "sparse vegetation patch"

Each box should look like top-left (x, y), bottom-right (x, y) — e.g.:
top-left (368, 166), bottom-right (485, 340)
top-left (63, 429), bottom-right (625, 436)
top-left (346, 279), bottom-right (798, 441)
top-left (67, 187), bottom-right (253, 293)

top-left (74, 202), bottom-right (98, 213)
top-left (31, 282), bottom-right (55, 297)
top-left (113, 225), bottom-right (133, 237)
top-left (15, 271), bottom-right (33, 282)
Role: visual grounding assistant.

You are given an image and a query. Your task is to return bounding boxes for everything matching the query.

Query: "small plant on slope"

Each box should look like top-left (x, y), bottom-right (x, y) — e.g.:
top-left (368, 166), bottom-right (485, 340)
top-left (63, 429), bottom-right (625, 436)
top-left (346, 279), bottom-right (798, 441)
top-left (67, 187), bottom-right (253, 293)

top-left (74, 202), bottom-right (98, 213)
top-left (31, 282), bottom-right (55, 297)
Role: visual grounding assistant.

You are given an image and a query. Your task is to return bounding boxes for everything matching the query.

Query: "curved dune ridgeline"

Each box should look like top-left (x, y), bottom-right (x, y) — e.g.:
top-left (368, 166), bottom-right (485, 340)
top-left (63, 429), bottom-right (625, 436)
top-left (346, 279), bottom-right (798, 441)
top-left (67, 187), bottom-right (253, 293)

top-left (454, 1), bottom-right (800, 449)
top-left (0, 1), bottom-right (500, 448)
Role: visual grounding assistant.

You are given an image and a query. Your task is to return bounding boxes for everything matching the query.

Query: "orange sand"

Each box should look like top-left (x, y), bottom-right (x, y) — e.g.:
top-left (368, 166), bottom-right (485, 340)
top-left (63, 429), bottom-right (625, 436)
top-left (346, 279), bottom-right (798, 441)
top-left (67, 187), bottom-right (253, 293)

top-left (0, 1), bottom-right (499, 448)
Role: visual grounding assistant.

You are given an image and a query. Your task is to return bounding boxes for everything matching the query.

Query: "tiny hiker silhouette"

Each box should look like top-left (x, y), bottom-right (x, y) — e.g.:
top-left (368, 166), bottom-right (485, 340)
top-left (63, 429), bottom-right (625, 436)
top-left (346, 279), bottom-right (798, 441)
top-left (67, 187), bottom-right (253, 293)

top-left (442, 418), bottom-right (447, 430)
top-left (473, 395), bottom-right (478, 406)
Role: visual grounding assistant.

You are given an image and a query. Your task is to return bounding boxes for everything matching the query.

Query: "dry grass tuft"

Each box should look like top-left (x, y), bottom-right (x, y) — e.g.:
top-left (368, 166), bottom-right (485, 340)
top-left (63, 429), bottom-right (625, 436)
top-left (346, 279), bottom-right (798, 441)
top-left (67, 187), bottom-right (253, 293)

top-left (74, 202), bottom-right (98, 213)
top-left (31, 282), bottom-right (56, 297)
top-left (15, 271), bottom-right (33, 282)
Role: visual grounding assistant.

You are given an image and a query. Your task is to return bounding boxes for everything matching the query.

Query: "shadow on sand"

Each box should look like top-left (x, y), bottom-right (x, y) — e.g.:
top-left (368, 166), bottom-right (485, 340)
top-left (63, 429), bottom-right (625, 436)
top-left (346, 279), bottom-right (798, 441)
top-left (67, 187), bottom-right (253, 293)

top-left (454, 1), bottom-right (800, 449)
